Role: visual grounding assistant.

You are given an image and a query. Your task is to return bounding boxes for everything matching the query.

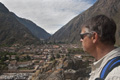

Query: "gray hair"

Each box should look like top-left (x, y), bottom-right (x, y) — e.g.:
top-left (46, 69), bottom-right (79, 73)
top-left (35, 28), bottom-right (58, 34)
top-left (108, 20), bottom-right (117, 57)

top-left (81, 15), bottom-right (116, 45)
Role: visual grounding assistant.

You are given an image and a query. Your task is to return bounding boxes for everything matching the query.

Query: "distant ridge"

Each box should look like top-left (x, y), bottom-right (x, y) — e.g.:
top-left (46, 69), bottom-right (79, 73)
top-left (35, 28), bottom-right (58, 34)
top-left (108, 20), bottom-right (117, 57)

top-left (49, 0), bottom-right (120, 45)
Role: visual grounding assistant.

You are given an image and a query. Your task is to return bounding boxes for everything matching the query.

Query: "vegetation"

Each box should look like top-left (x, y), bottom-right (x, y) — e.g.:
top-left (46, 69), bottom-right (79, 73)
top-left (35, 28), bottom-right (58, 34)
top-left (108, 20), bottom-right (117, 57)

top-left (0, 52), bottom-right (16, 61)
top-left (68, 48), bottom-right (84, 54)
top-left (0, 52), bottom-right (17, 55)
top-left (22, 55), bottom-right (31, 61)
top-left (50, 54), bottom-right (55, 61)
top-left (0, 52), bottom-right (16, 74)
top-left (0, 61), bottom-right (7, 74)
top-left (56, 53), bottom-right (60, 58)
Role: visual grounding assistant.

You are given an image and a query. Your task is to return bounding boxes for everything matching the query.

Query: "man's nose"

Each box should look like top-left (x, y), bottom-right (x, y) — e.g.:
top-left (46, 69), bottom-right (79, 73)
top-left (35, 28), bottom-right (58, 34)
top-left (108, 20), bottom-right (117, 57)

top-left (80, 39), bottom-right (83, 42)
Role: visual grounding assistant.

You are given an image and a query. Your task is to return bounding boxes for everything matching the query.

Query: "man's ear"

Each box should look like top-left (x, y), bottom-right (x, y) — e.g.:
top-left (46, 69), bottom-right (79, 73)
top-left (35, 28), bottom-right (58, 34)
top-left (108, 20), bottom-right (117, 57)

top-left (92, 32), bottom-right (98, 43)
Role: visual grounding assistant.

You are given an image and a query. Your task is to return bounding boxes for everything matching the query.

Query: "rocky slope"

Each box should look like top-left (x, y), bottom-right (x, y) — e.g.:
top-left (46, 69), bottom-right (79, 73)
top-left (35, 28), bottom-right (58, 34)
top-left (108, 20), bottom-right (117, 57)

top-left (32, 56), bottom-right (92, 80)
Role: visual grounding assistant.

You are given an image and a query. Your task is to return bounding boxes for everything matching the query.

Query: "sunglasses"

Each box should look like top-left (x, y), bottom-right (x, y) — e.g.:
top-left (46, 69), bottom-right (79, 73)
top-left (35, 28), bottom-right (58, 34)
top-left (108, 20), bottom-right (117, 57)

top-left (80, 33), bottom-right (91, 40)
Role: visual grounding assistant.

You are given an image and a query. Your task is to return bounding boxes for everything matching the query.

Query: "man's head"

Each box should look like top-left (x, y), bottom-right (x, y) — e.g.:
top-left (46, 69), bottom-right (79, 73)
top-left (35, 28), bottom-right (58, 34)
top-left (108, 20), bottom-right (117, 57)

top-left (80, 15), bottom-right (116, 54)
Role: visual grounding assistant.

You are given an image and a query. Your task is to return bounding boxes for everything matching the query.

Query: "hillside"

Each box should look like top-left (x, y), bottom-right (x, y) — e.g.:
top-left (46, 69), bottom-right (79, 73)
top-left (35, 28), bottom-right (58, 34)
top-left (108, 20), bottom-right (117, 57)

top-left (49, 0), bottom-right (120, 45)
top-left (11, 13), bottom-right (51, 40)
top-left (0, 2), bottom-right (51, 46)
top-left (0, 2), bottom-right (40, 46)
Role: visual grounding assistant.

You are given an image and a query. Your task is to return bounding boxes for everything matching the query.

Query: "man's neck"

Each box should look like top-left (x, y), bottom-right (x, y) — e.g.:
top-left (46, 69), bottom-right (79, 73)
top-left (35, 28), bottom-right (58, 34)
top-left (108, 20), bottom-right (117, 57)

top-left (95, 44), bottom-right (114, 60)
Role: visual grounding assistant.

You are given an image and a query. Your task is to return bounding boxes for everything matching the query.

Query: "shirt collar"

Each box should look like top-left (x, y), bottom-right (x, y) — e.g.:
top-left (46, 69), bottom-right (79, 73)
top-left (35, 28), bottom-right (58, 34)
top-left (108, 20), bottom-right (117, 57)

top-left (92, 47), bottom-right (120, 70)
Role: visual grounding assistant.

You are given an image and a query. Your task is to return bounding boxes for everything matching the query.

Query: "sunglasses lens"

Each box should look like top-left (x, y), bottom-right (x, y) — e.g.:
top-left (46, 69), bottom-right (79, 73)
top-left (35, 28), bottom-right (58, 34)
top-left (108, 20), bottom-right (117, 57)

top-left (80, 33), bottom-right (90, 40)
top-left (80, 34), bottom-right (84, 39)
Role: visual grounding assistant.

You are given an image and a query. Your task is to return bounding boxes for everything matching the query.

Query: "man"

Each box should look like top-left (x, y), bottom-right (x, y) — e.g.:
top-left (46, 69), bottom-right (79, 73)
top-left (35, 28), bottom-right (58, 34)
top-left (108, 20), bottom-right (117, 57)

top-left (80, 15), bottom-right (120, 80)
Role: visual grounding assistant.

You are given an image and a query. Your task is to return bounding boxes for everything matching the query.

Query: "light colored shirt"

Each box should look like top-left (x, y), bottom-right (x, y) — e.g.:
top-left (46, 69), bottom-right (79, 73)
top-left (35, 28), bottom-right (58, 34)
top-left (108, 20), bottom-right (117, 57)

top-left (89, 47), bottom-right (120, 80)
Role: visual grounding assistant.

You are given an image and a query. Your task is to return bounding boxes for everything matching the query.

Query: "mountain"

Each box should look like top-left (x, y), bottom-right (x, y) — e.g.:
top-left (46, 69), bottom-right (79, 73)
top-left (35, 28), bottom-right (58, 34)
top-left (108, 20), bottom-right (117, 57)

top-left (0, 2), bottom-right (9, 13)
top-left (0, 2), bottom-right (41, 46)
top-left (0, 2), bottom-right (51, 46)
top-left (11, 13), bottom-right (51, 40)
top-left (49, 0), bottom-right (120, 45)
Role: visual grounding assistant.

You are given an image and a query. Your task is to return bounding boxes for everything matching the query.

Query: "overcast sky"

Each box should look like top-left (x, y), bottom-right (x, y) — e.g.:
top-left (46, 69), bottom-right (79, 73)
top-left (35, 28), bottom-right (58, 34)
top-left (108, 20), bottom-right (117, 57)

top-left (0, 0), bottom-right (97, 34)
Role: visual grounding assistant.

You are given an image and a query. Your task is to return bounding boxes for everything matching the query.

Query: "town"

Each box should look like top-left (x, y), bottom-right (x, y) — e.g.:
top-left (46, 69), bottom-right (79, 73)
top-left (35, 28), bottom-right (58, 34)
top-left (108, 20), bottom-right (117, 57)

top-left (0, 44), bottom-right (94, 80)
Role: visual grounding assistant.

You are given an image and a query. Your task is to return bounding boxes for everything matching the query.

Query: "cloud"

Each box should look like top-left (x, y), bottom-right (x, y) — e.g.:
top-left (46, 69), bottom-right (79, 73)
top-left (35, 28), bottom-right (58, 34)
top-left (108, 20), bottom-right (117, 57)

top-left (0, 0), bottom-right (96, 34)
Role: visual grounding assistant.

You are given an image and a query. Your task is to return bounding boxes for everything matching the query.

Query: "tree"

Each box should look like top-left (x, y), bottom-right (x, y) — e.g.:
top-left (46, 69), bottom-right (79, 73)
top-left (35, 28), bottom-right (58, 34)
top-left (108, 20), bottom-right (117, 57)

top-left (15, 56), bottom-right (19, 61)
top-left (56, 53), bottom-right (60, 58)
top-left (26, 55), bottom-right (31, 60)
top-left (50, 54), bottom-right (55, 61)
